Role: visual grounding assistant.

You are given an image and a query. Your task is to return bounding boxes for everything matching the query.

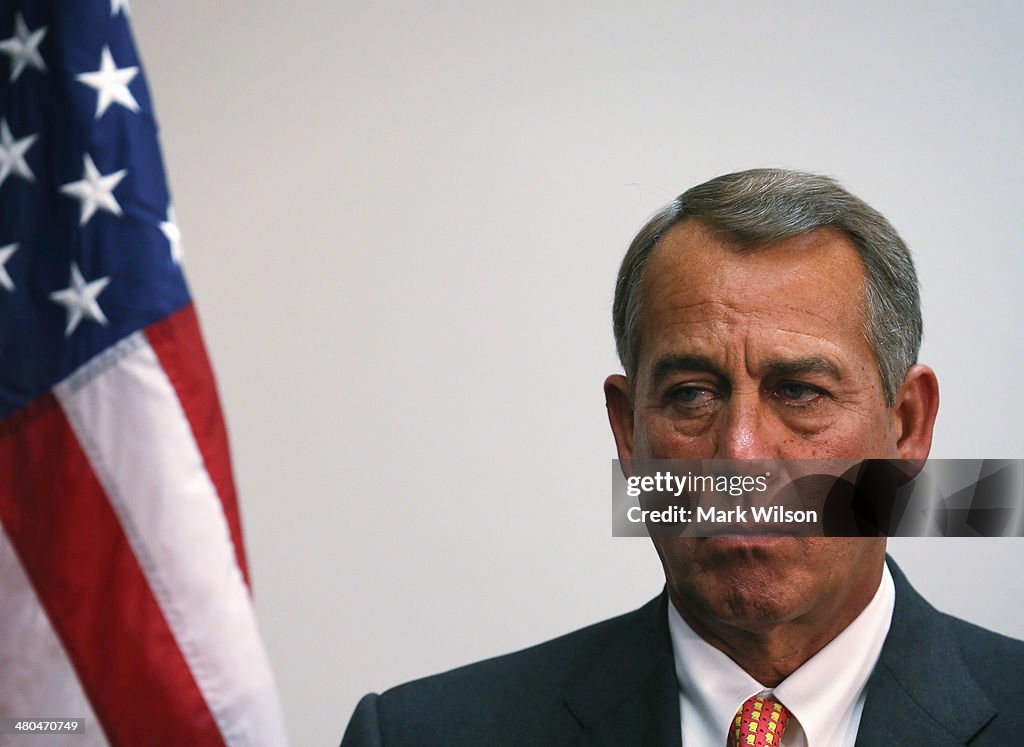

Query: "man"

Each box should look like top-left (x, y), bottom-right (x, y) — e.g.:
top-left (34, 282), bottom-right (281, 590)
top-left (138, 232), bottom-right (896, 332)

top-left (341, 169), bottom-right (1024, 745)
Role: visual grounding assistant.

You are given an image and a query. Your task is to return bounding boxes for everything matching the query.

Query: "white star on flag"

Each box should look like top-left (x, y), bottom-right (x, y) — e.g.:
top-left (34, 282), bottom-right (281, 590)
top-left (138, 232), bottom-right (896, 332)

top-left (0, 243), bottom-right (17, 292)
top-left (111, 0), bottom-right (131, 16)
top-left (76, 46), bottom-right (139, 118)
top-left (60, 154), bottom-right (127, 225)
top-left (0, 12), bottom-right (47, 82)
top-left (49, 262), bottom-right (112, 336)
top-left (160, 205), bottom-right (183, 264)
top-left (0, 118), bottom-right (38, 188)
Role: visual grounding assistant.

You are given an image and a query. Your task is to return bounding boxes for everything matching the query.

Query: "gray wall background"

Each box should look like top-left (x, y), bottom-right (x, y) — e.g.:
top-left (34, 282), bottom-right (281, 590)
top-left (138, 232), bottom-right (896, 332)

top-left (130, 3), bottom-right (1024, 745)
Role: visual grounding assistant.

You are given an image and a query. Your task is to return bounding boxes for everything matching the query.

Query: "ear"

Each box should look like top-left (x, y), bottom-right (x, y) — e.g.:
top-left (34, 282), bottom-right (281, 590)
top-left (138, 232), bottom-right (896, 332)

top-left (604, 374), bottom-right (636, 464)
top-left (892, 364), bottom-right (939, 461)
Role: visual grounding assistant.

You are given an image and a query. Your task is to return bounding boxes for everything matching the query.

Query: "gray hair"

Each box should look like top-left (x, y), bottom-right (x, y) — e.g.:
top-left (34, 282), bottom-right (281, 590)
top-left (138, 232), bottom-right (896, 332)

top-left (612, 169), bottom-right (921, 405)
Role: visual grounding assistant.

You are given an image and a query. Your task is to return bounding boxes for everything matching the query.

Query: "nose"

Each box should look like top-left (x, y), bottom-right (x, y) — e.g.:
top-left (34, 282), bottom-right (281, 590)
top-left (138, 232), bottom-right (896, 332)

top-left (714, 392), bottom-right (776, 461)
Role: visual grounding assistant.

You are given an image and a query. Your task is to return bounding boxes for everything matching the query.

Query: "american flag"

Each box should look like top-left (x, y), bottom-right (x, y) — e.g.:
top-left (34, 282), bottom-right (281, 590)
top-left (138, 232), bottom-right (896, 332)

top-left (0, 2), bottom-right (288, 745)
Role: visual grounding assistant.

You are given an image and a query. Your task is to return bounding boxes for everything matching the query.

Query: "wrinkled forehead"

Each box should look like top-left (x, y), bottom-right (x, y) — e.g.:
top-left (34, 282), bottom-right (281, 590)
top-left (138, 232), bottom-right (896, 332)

top-left (635, 220), bottom-right (871, 366)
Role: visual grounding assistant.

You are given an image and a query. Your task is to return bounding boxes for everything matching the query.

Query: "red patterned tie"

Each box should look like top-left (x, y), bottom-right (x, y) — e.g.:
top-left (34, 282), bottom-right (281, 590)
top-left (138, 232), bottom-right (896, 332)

top-left (727, 694), bottom-right (790, 747)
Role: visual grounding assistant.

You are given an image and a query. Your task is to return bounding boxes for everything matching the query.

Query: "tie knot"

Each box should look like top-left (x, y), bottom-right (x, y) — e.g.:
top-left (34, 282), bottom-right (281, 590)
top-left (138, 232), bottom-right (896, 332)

top-left (728, 694), bottom-right (790, 747)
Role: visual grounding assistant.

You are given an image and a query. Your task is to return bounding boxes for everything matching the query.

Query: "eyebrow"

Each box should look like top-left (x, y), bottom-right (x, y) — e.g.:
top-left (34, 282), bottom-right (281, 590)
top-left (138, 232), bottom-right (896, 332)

top-left (649, 353), bottom-right (843, 387)
top-left (650, 354), bottom-right (722, 387)
top-left (763, 356), bottom-right (844, 381)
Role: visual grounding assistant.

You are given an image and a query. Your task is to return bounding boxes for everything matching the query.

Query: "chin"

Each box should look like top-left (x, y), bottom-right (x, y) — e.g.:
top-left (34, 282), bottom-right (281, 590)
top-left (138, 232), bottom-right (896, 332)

top-left (718, 584), bottom-right (802, 626)
top-left (660, 537), bottom-right (816, 624)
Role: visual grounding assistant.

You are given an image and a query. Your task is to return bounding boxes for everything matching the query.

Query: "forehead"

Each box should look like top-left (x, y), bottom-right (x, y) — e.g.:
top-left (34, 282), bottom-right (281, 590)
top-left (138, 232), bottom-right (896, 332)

top-left (636, 220), bottom-right (871, 368)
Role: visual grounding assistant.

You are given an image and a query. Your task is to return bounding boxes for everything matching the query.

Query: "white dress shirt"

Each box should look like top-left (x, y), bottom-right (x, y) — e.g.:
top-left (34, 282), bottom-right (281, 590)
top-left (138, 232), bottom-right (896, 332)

top-left (668, 564), bottom-right (895, 747)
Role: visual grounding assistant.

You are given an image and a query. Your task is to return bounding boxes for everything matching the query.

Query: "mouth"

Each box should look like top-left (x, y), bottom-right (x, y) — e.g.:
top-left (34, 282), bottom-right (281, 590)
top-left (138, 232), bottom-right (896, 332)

top-left (696, 520), bottom-right (803, 537)
top-left (699, 533), bottom-right (795, 552)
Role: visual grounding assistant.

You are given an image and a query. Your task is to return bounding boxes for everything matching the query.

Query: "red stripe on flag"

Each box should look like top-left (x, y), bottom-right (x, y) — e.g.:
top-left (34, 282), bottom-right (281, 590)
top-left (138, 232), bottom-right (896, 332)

top-left (0, 395), bottom-right (226, 747)
top-left (146, 304), bottom-right (250, 587)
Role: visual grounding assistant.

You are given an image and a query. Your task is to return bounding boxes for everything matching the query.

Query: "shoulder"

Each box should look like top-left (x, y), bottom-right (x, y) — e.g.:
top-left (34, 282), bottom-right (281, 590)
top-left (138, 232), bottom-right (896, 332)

top-left (877, 558), bottom-right (1024, 742)
top-left (887, 557), bottom-right (1024, 696)
top-left (342, 594), bottom-right (667, 746)
top-left (941, 611), bottom-right (1024, 703)
top-left (379, 599), bottom-right (652, 739)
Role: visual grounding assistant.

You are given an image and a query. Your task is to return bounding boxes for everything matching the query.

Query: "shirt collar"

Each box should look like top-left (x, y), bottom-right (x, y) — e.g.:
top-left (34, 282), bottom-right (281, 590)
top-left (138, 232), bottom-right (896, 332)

top-left (668, 563), bottom-right (895, 747)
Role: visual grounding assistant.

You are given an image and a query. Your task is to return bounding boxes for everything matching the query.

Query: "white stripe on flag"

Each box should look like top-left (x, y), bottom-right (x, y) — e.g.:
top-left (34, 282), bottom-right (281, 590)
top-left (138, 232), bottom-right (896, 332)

top-left (54, 333), bottom-right (288, 747)
top-left (0, 524), bottom-right (109, 747)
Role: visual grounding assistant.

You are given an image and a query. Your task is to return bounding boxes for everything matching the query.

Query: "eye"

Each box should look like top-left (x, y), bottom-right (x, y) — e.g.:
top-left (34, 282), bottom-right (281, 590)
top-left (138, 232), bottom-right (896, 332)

top-left (675, 387), bottom-right (704, 402)
top-left (774, 382), bottom-right (825, 406)
top-left (666, 385), bottom-right (718, 410)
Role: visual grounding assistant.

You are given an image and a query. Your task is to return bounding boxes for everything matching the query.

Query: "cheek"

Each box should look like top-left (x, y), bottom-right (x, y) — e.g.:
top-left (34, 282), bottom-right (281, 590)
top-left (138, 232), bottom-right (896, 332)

top-left (803, 411), bottom-right (896, 459)
top-left (636, 413), bottom-right (714, 458)
top-left (638, 410), bottom-right (865, 460)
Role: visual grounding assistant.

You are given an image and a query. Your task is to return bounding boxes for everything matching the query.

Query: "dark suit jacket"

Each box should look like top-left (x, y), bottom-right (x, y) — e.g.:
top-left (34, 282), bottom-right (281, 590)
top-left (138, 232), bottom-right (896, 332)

top-left (341, 559), bottom-right (1024, 745)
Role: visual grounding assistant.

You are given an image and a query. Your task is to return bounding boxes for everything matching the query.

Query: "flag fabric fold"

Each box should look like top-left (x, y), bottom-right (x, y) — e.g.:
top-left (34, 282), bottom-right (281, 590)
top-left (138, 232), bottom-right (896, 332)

top-left (0, 2), bottom-right (288, 744)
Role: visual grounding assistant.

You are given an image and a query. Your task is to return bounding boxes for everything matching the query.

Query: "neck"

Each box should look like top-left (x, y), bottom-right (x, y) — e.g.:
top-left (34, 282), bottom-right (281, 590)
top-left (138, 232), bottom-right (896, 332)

top-left (670, 565), bottom-right (883, 687)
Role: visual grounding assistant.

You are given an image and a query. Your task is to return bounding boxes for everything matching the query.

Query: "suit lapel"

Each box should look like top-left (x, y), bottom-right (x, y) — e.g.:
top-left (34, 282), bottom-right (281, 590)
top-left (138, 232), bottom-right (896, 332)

top-left (855, 558), bottom-right (996, 746)
top-left (563, 592), bottom-right (682, 747)
top-left (561, 560), bottom-right (996, 747)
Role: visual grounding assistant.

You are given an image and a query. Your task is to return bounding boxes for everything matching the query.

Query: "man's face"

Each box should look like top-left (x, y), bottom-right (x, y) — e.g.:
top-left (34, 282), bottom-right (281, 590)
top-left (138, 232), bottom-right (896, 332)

top-left (609, 220), bottom-right (908, 634)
